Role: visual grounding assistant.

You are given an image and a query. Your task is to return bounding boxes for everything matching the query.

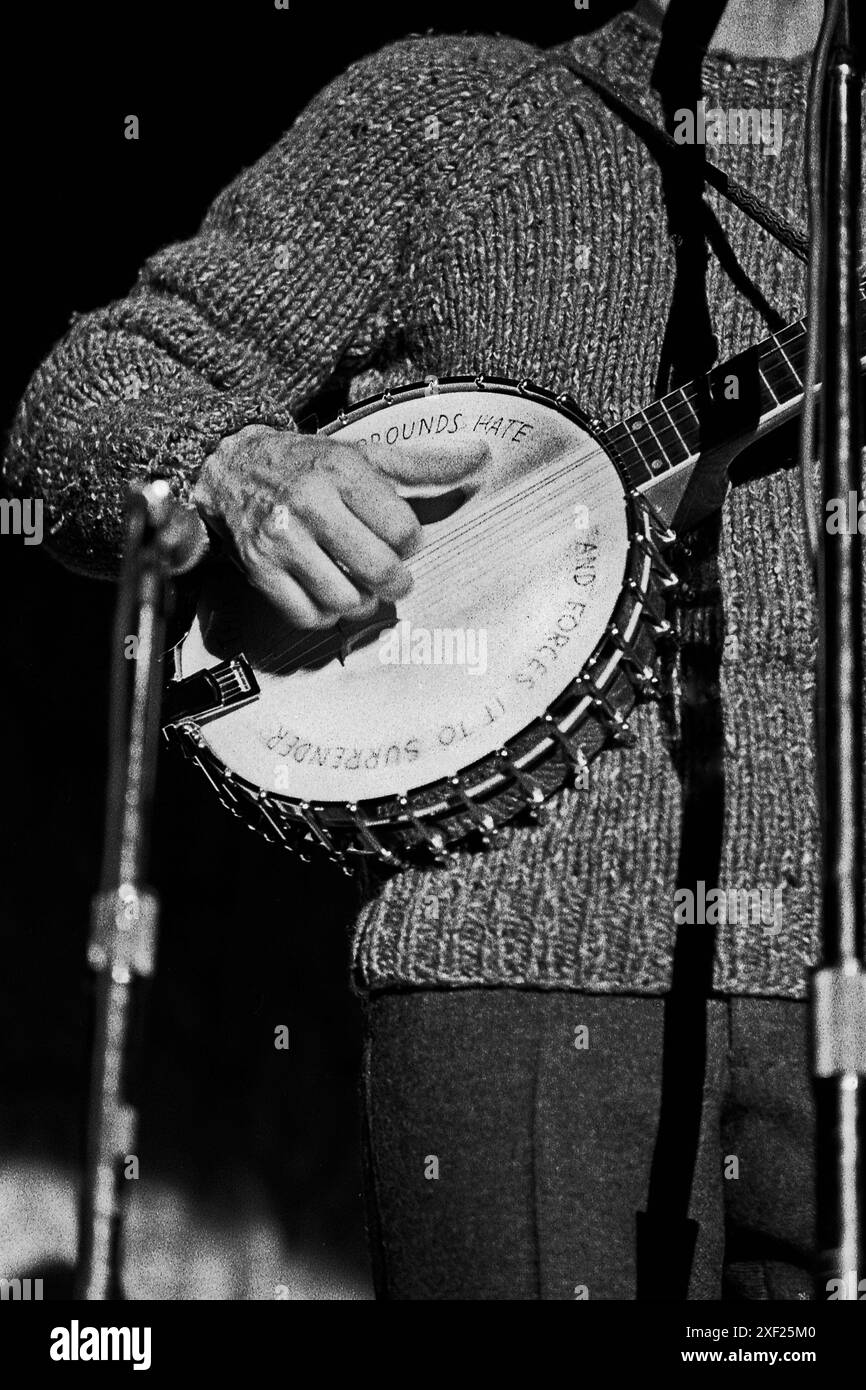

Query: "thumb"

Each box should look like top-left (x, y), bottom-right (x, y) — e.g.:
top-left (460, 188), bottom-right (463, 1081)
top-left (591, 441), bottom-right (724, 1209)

top-left (359, 435), bottom-right (491, 490)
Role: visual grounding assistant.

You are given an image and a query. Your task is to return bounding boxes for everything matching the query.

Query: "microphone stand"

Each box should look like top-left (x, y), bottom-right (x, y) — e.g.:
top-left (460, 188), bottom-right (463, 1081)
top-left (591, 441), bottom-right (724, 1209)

top-left (75, 482), bottom-right (188, 1300)
top-left (811, 0), bottom-right (866, 1301)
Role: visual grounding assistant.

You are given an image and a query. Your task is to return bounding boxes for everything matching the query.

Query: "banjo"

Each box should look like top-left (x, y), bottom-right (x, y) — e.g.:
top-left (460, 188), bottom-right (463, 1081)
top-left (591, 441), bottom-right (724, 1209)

top-left (162, 308), bottom-right (853, 869)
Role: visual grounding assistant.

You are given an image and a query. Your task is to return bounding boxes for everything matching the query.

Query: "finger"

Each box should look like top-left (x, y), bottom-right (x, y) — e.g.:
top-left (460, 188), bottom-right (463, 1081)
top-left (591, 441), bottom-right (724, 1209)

top-left (314, 500), bottom-right (412, 600)
top-left (360, 437), bottom-right (491, 488)
top-left (262, 512), bottom-right (374, 614)
top-left (246, 561), bottom-right (335, 630)
top-left (334, 464), bottom-right (422, 556)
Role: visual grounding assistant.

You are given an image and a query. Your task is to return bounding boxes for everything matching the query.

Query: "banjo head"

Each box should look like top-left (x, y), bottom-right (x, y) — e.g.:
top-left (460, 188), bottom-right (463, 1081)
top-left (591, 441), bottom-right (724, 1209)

top-left (169, 379), bottom-right (675, 863)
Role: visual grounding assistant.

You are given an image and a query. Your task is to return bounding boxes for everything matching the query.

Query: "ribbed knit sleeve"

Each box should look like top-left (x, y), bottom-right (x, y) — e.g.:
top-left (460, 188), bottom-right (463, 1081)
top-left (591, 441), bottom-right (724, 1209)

top-left (3, 34), bottom-right (535, 577)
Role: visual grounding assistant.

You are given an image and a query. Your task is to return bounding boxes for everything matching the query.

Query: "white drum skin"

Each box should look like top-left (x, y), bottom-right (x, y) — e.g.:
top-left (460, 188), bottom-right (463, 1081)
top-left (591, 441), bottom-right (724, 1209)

top-left (177, 385), bottom-right (630, 808)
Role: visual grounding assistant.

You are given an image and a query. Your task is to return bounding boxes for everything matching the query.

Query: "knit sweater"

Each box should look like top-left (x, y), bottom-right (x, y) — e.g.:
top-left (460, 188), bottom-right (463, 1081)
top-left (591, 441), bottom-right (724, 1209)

top-left (4, 10), bottom-right (829, 999)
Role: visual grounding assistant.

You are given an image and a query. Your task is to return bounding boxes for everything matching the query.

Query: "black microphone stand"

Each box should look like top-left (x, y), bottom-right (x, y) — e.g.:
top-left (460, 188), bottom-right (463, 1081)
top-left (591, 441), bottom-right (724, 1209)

top-left (75, 482), bottom-right (189, 1300)
top-left (810, 0), bottom-right (866, 1301)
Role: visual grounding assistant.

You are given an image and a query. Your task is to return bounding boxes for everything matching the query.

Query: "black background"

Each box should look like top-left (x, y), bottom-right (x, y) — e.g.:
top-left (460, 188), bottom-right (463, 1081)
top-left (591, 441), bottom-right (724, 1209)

top-left (0, 0), bottom-right (629, 1295)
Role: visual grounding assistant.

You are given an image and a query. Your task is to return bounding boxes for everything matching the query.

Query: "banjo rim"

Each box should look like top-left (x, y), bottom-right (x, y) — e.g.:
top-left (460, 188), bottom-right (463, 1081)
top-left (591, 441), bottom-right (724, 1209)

top-left (167, 375), bottom-right (678, 868)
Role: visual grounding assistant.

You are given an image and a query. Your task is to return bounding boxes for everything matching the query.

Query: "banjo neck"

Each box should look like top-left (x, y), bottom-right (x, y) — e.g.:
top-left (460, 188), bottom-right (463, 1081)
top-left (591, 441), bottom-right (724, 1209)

top-left (169, 286), bottom-right (865, 861)
top-left (602, 284), bottom-right (866, 531)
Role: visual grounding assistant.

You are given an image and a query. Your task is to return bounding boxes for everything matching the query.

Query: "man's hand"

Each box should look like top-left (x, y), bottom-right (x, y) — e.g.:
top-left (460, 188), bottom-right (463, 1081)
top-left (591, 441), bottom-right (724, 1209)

top-left (192, 425), bottom-right (489, 629)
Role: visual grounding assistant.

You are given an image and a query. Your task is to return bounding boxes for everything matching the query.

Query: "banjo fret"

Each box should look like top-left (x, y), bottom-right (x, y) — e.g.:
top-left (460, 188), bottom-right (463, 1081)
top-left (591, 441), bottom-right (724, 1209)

top-left (603, 292), bottom-right (864, 489)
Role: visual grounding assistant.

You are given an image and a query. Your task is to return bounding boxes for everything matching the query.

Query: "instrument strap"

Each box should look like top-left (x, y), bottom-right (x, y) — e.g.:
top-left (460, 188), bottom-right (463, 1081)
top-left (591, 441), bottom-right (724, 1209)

top-left (548, 51), bottom-right (810, 264)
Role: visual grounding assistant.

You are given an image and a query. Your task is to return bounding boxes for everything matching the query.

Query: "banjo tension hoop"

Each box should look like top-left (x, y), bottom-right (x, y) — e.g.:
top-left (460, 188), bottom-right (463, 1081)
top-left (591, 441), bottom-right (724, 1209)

top-left (168, 379), bottom-right (686, 872)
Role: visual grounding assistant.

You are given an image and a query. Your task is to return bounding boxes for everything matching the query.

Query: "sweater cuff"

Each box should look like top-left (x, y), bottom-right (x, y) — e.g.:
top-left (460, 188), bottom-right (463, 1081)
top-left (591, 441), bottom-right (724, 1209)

top-left (126, 387), bottom-right (299, 504)
top-left (47, 387), bottom-right (299, 577)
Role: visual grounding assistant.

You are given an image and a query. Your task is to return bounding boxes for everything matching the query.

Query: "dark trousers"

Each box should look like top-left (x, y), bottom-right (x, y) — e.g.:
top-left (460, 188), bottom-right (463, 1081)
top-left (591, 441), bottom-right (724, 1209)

top-left (360, 991), bottom-right (815, 1300)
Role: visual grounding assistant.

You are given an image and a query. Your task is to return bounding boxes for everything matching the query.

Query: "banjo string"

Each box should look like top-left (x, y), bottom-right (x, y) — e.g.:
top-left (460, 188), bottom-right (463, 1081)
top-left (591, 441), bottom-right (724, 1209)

top-left (247, 304), bottom-right (814, 673)
top-left (397, 447), bottom-right (616, 568)
top-left (254, 442), bottom-right (629, 675)
top-left (247, 256), bottom-right (815, 674)
top-left (357, 307), bottom-right (807, 576)
top-left (401, 469), bottom-right (621, 593)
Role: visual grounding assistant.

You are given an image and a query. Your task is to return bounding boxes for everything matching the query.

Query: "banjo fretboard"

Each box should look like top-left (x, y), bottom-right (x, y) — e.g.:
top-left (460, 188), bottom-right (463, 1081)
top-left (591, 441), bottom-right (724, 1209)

top-left (603, 286), bottom-right (866, 489)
